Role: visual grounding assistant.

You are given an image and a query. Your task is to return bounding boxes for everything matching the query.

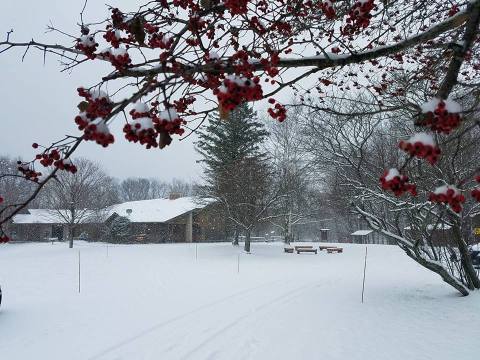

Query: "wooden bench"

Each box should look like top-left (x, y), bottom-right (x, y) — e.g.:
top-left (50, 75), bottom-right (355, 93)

top-left (319, 245), bottom-right (334, 251)
top-left (326, 247), bottom-right (343, 253)
top-left (295, 245), bottom-right (313, 250)
top-left (295, 246), bottom-right (317, 254)
top-left (297, 248), bottom-right (318, 254)
top-left (284, 247), bottom-right (294, 253)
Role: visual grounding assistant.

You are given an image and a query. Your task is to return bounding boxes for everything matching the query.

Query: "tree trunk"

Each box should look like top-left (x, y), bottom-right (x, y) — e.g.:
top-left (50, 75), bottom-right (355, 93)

top-left (232, 229), bottom-right (239, 246)
top-left (453, 225), bottom-right (480, 289)
top-left (244, 230), bottom-right (251, 253)
top-left (284, 211), bottom-right (292, 244)
top-left (356, 206), bottom-right (471, 296)
top-left (68, 226), bottom-right (73, 249)
top-left (405, 247), bottom-right (470, 296)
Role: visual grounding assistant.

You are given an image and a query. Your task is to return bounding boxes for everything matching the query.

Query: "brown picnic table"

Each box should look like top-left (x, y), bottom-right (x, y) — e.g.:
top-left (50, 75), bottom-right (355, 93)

top-left (318, 245), bottom-right (344, 253)
top-left (294, 245), bottom-right (318, 254)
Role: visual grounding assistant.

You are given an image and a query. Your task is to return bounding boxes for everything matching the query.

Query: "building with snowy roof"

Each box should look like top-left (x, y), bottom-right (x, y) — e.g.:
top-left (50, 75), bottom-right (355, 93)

top-left (10, 196), bottom-right (221, 243)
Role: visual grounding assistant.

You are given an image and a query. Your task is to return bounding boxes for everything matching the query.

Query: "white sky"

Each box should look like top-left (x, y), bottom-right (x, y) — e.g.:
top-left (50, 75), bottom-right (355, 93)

top-left (0, 0), bottom-right (203, 181)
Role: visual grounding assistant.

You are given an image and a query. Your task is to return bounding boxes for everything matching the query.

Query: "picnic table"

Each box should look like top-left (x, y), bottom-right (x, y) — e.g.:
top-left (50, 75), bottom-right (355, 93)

top-left (294, 245), bottom-right (318, 254)
top-left (319, 245), bottom-right (343, 253)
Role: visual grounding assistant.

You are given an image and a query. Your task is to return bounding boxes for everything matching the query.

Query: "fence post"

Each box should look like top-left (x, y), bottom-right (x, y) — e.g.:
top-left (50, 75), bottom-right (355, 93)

top-left (361, 246), bottom-right (368, 303)
top-left (78, 250), bottom-right (81, 293)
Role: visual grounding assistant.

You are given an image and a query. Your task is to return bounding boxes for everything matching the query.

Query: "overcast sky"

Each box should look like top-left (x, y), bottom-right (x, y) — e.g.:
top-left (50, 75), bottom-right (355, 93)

top-left (0, 0), bottom-right (204, 182)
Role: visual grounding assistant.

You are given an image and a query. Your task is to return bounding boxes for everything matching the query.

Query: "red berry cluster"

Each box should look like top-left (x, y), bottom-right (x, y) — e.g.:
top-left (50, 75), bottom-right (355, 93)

top-left (213, 76), bottom-right (263, 112)
top-left (77, 88), bottom-right (113, 118)
top-left (342, 0), bottom-right (375, 35)
top-left (54, 159), bottom-right (77, 173)
top-left (154, 108), bottom-right (186, 141)
top-left (82, 116), bottom-right (115, 147)
top-left (472, 188), bottom-right (480, 202)
top-left (148, 33), bottom-right (173, 49)
top-left (429, 185), bottom-right (465, 213)
top-left (75, 88), bottom-right (115, 147)
top-left (267, 99), bottom-right (287, 122)
top-left (123, 103), bottom-right (186, 149)
top-left (420, 100), bottom-right (461, 134)
top-left (398, 134), bottom-right (441, 165)
top-left (111, 8), bottom-right (126, 29)
top-left (449, 5), bottom-right (459, 17)
top-left (103, 30), bottom-right (122, 48)
top-left (100, 48), bottom-right (131, 70)
top-left (124, 104), bottom-right (158, 149)
top-left (75, 35), bottom-right (98, 59)
top-left (471, 176), bottom-right (480, 202)
top-left (224, 0), bottom-right (249, 15)
top-left (260, 52), bottom-right (280, 78)
top-left (0, 234), bottom-right (9, 244)
top-left (380, 169), bottom-right (417, 197)
top-left (36, 149), bottom-right (60, 166)
top-left (320, 1), bottom-right (336, 20)
top-left (17, 162), bottom-right (42, 182)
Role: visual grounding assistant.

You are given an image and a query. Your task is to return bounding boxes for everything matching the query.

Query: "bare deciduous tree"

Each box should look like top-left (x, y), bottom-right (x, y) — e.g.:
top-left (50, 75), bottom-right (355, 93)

top-left (42, 158), bottom-right (119, 248)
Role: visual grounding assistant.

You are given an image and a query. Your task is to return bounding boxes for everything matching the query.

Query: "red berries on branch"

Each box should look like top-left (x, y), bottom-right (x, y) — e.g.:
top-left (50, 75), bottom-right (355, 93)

top-left (148, 33), bottom-right (173, 49)
top-left (100, 47), bottom-right (131, 70)
top-left (75, 88), bottom-right (115, 147)
top-left (429, 185), bottom-right (465, 213)
top-left (76, 35), bottom-right (98, 59)
top-left (398, 133), bottom-right (441, 165)
top-left (214, 75), bottom-right (263, 113)
top-left (124, 102), bottom-right (186, 149)
top-left (53, 158), bottom-right (77, 173)
top-left (0, 235), bottom-right (9, 244)
top-left (103, 29), bottom-right (123, 48)
top-left (342, 0), bottom-right (375, 35)
top-left (320, 1), bottom-right (336, 20)
top-left (224, 0), bottom-right (249, 15)
top-left (380, 168), bottom-right (417, 197)
top-left (17, 162), bottom-right (42, 182)
top-left (472, 176), bottom-right (480, 202)
top-left (267, 99), bottom-right (287, 122)
top-left (472, 188), bottom-right (480, 202)
top-left (124, 102), bottom-right (158, 149)
top-left (37, 149), bottom-right (60, 167)
top-left (419, 98), bottom-right (462, 134)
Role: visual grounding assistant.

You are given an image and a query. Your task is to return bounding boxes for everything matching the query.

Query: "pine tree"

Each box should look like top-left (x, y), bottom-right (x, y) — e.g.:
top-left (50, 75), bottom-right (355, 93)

top-left (196, 104), bottom-right (270, 252)
top-left (104, 216), bottom-right (131, 243)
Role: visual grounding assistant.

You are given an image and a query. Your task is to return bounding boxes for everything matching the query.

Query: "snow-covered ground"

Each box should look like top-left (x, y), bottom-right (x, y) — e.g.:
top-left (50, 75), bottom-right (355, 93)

top-left (0, 241), bottom-right (479, 360)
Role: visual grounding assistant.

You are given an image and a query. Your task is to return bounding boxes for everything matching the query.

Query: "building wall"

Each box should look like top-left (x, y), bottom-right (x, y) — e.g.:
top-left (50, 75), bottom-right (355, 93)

top-left (9, 223), bottom-right (55, 242)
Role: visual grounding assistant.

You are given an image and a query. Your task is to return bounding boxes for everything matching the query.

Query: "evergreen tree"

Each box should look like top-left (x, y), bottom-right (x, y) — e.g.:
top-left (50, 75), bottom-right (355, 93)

top-left (196, 104), bottom-right (270, 252)
top-left (104, 216), bottom-right (131, 243)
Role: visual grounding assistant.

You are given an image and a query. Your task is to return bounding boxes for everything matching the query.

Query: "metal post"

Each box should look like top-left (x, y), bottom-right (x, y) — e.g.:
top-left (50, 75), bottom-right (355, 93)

top-left (361, 246), bottom-right (368, 303)
top-left (195, 243), bottom-right (198, 261)
top-left (78, 250), bottom-right (81, 293)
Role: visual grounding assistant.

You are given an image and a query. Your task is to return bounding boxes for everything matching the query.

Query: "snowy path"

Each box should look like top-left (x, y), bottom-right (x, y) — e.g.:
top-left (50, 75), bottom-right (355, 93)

top-left (1, 242), bottom-right (479, 359)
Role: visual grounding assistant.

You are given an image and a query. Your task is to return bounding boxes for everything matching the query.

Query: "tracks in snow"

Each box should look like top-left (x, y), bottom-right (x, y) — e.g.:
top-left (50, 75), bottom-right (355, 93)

top-left (88, 278), bottom-right (321, 360)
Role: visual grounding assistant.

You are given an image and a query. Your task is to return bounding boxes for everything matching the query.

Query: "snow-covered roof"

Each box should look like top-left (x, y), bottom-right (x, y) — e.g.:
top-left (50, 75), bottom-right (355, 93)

top-left (107, 197), bottom-right (211, 223)
top-left (13, 210), bottom-right (65, 224)
top-left (12, 197), bottom-right (213, 225)
top-left (351, 230), bottom-right (373, 236)
top-left (12, 209), bottom-right (98, 224)
top-left (404, 224), bottom-right (452, 231)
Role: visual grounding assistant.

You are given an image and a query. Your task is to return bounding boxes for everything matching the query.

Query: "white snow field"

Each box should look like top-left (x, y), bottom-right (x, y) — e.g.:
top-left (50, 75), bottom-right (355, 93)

top-left (1, 241), bottom-right (479, 360)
